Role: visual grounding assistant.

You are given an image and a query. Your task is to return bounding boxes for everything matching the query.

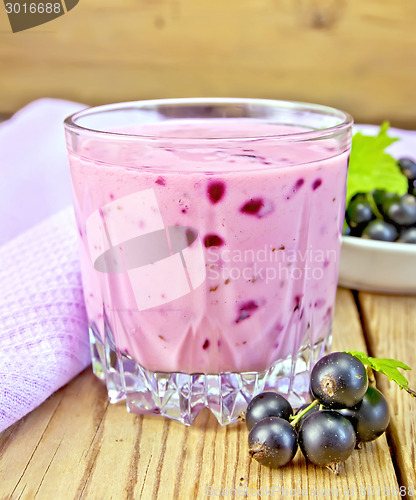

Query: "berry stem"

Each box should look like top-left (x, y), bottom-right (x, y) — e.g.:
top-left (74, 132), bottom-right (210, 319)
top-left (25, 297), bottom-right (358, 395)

top-left (404, 386), bottom-right (416, 398)
top-left (366, 366), bottom-right (376, 387)
top-left (290, 399), bottom-right (319, 427)
top-left (365, 192), bottom-right (383, 220)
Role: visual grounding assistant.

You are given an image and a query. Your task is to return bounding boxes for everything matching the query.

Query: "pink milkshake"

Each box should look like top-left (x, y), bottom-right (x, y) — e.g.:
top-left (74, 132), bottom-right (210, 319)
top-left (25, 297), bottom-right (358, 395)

top-left (65, 99), bottom-right (352, 425)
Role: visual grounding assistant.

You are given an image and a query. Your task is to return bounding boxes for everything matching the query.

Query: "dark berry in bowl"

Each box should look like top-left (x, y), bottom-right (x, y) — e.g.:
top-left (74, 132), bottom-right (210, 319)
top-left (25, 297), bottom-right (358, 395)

top-left (386, 194), bottom-right (416, 227)
top-left (345, 195), bottom-right (375, 236)
top-left (380, 193), bottom-right (401, 219)
top-left (398, 227), bottom-right (416, 243)
top-left (372, 190), bottom-right (399, 215)
top-left (372, 189), bottom-right (388, 208)
top-left (343, 224), bottom-right (352, 236)
top-left (361, 220), bottom-right (398, 242)
top-left (398, 157), bottom-right (416, 181)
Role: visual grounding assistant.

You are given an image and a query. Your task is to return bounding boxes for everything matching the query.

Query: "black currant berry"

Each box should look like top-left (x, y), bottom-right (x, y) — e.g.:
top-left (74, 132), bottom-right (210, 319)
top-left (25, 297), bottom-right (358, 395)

top-left (372, 189), bottom-right (390, 210)
top-left (352, 386), bottom-right (390, 442)
top-left (380, 193), bottom-right (402, 219)
top-left (334, 406), bottom-right (358, 428)
top-left (398, 157), bottom-right (416, 181)
top-left (246, 392), bottom-right (293, 430)
top-left (361, 220), bottom-right (398, 242)
top-left (343, 224), bottom-right (352, 236)
top-left (386, 194), bottom-right (416, 227)
top-left (398, 227), bottom-right (416, 243)
top-left (310, 352), bottom-right (368, 408)
top-left (248, 417), bottom-right (298, 469)
top-left (345, 195), bottom-right (375, 236)
top-left (298, 411), bottom-right (356, 469)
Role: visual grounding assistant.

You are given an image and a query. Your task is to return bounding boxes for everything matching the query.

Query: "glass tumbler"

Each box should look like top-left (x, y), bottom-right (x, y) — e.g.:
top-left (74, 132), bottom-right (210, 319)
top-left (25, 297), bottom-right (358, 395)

top-left (64, 98), bottom-right (352, 425)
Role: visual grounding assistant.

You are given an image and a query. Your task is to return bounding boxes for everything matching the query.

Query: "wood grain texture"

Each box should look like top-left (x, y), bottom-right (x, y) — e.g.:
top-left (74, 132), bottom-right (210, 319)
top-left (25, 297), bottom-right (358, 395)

top-left (358, 292), bottom-right (416, 493)
top-left (0, 289), bottom-right (403, 499)
top-left (1, 0), bottom-right (416, 126)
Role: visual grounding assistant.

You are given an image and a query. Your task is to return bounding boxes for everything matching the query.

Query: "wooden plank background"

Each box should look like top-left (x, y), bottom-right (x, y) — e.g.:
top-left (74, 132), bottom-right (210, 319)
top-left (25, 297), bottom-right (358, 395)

top-left (1, 0), bottom-right (416, 127)
top-left (358, 292), bottom-right (416, 492)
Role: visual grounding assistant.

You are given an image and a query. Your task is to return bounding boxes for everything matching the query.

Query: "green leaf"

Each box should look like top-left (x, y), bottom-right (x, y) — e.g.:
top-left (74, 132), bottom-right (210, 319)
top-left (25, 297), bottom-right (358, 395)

top-left (346, 122), bottom-right (408, 206)
top-left (345, 351), bottom-right (370, 366)
top-left (345, 351), bottom-right (416, 397)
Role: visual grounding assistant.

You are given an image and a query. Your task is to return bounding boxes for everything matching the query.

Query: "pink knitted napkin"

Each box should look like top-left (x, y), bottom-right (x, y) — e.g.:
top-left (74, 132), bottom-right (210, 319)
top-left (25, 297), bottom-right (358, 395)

top-left (0, 99), bottom-right (90, 433)
top-left (0, 208), bottom-right (91, 433)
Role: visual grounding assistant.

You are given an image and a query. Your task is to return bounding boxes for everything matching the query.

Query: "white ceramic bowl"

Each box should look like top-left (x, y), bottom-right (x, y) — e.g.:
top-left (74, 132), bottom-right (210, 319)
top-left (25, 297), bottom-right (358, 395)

top-left (339, 236), bottom-right (416, 294)
top-left (338, 124), bottom-right (416, 294)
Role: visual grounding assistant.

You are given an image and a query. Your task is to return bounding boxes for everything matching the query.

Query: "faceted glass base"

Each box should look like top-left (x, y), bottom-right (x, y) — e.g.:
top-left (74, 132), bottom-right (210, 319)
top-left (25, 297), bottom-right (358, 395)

top-left (89, 325), bottom-right (329, 426)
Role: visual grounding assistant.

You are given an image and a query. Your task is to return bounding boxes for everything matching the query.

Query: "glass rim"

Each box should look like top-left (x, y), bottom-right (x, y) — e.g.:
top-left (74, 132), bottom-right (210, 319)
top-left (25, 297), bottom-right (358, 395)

top-left (64, 97), bottom-right (353, 143)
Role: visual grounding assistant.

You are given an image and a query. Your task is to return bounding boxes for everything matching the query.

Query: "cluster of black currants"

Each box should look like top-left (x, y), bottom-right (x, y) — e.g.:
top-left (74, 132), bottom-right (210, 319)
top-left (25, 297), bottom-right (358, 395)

top-left (345, 157), bottom-right (416, 243)
top-left (246, 352), bottom-right (390, 473)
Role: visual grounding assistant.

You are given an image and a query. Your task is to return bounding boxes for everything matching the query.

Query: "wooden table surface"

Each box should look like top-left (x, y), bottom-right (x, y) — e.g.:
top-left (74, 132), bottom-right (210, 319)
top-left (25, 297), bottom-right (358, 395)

top-left (1, 288), bottom-right (415, 500)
